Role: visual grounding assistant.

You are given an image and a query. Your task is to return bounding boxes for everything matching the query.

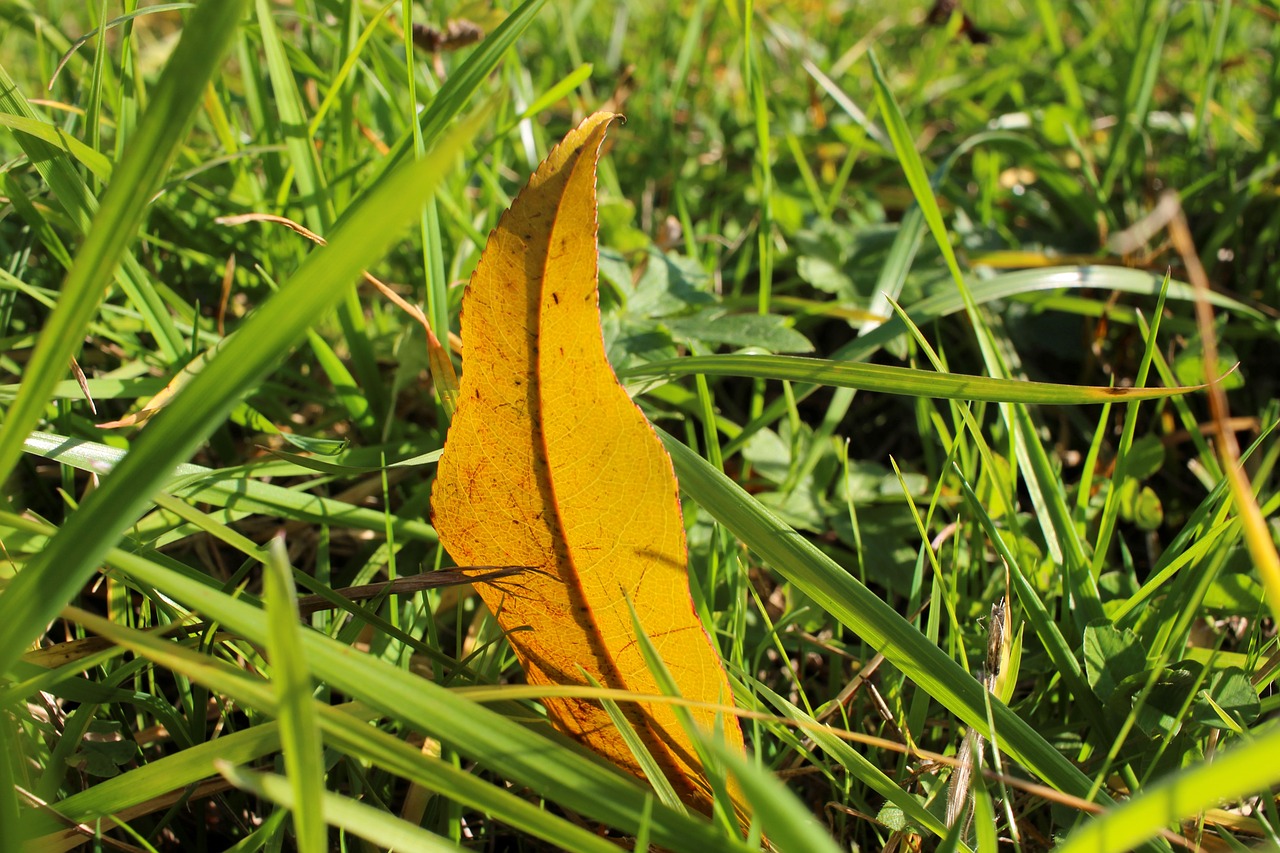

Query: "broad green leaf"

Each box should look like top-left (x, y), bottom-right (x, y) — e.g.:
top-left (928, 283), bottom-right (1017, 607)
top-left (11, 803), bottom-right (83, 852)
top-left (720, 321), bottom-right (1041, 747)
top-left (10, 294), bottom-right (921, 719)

top-left (1083, 622), bottom-right (1147, 704)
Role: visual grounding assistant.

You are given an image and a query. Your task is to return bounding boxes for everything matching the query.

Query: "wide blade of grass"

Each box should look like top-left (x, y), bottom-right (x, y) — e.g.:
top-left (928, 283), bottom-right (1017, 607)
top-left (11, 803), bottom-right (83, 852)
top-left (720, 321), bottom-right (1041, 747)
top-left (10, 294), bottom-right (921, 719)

top-left (708, 739), bottom-right (843, 853)
top-left (1057, 723), bottom-right (1280, 853)
top-left (723, 264), bottom-right (1259, 458)
top-left (263, 535), bottom-right (326, 853)
top-left (33, 591), bottom-right (635, 853)
top-left (371, 0), bottom-right (549, 183)
top-left (0, 113), bottom-right (113, 179)
top-left (627, 354), bottom-right (1200, 404)
top-left (55, 536), bottom-right (756, 853)
top-left (20, 430), bottom-right (437, 542)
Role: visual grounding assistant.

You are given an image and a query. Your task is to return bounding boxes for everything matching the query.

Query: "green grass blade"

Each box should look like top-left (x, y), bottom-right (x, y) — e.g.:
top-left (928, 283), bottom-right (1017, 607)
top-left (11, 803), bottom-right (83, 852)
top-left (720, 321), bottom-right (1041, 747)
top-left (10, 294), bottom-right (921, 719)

top-left (44, 591), bottom-right (628, 853)
top-left (20, 430), bottom-right (438, 542)
top-left (708, 740), bottom-right (842, 853)
top-left (752, 681), bottom-right (957, 845)
top-left (722, 265), bottom-right (1256, 458)
top-left (867, 50), bottom-right (969, 312)
top-left (582, 671), bottom-right (687, 815)
top-left (951, 461), bottom-right (1113, 740)
top-left (216, 764), bottom-right (457, 853)
top-left (81, 546), bottom-right (756, 853)
top-left (1089, 278), bottom-right (1171, 577)
top-left (263, 535), bottom-right (326, 853)
top-left (22, 723), bottom-right (285, 842)
top-left (372, 0), bottom-right (549, 182)
top-left (254, 0), bottom-right (385, 434)
top-left (0, 715), bottom-right (20, 853)
top-left (0, 113), bottom-right (113, 179)
top-left (627, 354), bottom-right (1200, 405)
top-left (254, 0), bottom-right (331, 229)
top-left (1101, 1), bottom-right (1169, 197)
top-left (1058, 724), bottom-right (1280, 853)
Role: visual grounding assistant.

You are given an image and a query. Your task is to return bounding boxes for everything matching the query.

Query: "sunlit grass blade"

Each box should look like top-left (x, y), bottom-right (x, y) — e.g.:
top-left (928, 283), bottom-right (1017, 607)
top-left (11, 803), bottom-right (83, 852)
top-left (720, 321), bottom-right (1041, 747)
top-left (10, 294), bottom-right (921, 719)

top-left (23, 429), bottom-right (438, 543)
top-left (722, 264), bottom-right (1258, 458)
top-left (0, 114), bottom-right (113, 179)
top-left (39, 587), bottom-right (649, 853)
top-left (1057, 722), bottom-right (1280, 853)
top-left (707, 739), bottom-right (842, 853)
top-left (1089, 278), bottom-right (1171, 577)
top-left (373, 0), bottom-right (549, 179)
top-left (263, 535), bottom-right (326, 853)
top-left (216, 763), bottom-right (458, 852)
top-left (867, 50), bottom-right (970, 314)
top-left (255, 0), bottom-right (385, 435)
top-left (627, 354), bottom-right (1200, 404)
top-left (749, 678), bottom-right (959, 846)
top-left (582, 671), bottom-right (687, 815)
top-left (868, 49), bottom-right (1110, 631)
top-left (626, 599), bottom-right (740, 834)
top-left (22, 723), bottom-right (284, 846)
top-left (1100, 5), bottom-right (1169, 197)
top-left (66, 540), bottom-right (756, 853)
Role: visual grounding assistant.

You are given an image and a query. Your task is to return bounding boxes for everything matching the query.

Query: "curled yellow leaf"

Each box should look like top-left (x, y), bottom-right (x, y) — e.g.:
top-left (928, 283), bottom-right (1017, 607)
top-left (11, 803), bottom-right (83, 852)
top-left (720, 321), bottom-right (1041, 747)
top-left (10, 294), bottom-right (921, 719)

top-left (432, 112), bottom-right (746, 816)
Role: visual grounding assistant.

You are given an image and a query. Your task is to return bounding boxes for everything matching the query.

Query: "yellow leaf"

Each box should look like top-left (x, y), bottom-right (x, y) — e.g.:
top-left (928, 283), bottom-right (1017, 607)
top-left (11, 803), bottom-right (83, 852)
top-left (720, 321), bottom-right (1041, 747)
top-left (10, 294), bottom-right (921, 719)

top-left (431, 112), bottom-right (747, 816)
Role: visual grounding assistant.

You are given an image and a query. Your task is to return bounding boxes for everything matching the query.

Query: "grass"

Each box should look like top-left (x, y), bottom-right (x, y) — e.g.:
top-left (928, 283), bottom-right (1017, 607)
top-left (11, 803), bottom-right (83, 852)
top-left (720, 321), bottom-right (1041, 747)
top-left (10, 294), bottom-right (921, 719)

top-left (1, 1), bottom-right (1278, 850)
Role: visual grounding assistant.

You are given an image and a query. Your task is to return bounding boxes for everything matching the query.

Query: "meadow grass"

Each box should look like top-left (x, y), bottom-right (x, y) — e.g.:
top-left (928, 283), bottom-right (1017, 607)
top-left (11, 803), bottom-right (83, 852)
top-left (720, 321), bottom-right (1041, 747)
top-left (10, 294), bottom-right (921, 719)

top-left (1, 1), bottom-right (1278, 850)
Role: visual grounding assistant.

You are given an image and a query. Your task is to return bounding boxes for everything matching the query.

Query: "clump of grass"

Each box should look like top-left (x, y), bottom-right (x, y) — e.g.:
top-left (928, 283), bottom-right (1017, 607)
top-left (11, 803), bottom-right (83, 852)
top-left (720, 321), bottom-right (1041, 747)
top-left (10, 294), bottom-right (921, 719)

top-left (0, 2), bottom-right (1277, 851)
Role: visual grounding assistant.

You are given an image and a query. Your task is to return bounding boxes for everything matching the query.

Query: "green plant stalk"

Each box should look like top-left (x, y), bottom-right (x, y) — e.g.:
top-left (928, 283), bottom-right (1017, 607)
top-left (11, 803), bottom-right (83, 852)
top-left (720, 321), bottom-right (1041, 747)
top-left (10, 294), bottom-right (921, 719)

top-left (20, 430), bottom-right (438, 544)
top-left (255, 0), bottom-right (383, 435)
top-left (370, 0), bottom-right (549, 186)
top-left (35, 605), bottom-right (621, 853)
top-left (721, 270), bottom-right (1252, 461)
top-left (81, 551), bottom-right (756, 853)
top-left (1089, 278), bottom-right (1171, 579)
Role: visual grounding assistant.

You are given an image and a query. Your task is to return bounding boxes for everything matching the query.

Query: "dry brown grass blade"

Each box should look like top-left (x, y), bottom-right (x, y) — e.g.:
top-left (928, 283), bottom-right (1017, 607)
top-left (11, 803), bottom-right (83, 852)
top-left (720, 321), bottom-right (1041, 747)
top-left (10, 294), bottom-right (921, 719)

top-left (215, 212), bottom-right (461, 413)
top-left (1158, 192), bottom-right (1280, 620)
top-left (294, 566), bottom-right (533, 615)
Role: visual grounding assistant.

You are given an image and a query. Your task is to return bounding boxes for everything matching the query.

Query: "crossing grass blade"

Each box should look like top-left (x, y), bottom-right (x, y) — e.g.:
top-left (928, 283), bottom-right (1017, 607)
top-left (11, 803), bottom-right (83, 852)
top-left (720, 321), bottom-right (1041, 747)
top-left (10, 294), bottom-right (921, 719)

top-left (215, 763), bottom-right (460, 853)
top-left (1057, 723), bottom-right (1280, 853)
top-left (0, 110), bottom-right (484, 678)
top-left (59, 543), bottom-right (758, 853)
top-left (263, 536), bottom-right (326, 853)
top-left (721, 264), bottom-right (1262, 458)
top-left (626, 354), bottom-right (1202, 404)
